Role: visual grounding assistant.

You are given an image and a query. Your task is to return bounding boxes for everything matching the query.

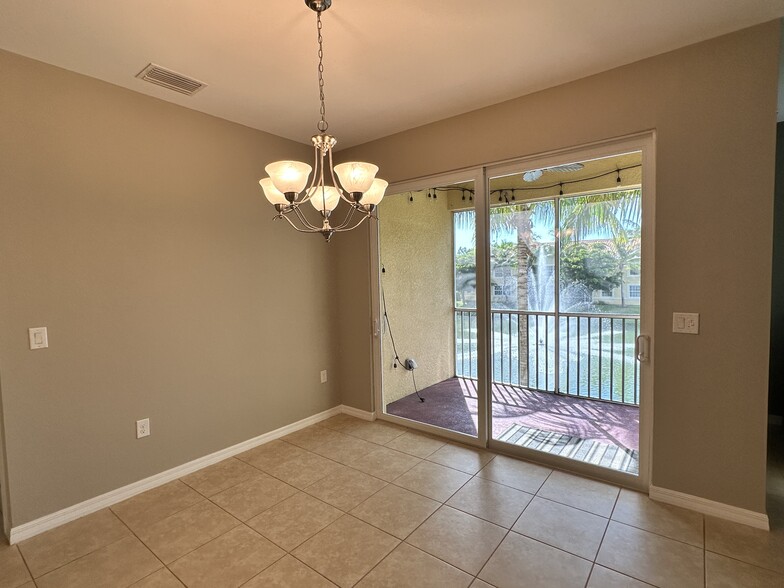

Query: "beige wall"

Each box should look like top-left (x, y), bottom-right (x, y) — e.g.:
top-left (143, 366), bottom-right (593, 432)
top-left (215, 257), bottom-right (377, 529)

top-left (0, 386), bottom-right (8, 535)
top-left (333, 224), bottom-right (374, 414)
top-left (337, 22), bottom-right (779, 514)
top-left (0, 50), bottom-right (342, 526)
top-left (377, 190), bottom-right (455, 404)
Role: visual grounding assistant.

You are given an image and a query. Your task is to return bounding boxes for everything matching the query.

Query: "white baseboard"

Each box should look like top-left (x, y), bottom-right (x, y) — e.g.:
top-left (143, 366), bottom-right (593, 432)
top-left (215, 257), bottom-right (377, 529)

top-left (649, 485), bottom-right (770, 531)
top-left (8, 404), bottom-right (352, 544)
top-left (341, 405), bottom-right (376, 421)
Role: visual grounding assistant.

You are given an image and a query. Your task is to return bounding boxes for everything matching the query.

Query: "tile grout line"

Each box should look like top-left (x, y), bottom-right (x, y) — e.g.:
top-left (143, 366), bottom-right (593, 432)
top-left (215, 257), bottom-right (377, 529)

top-left (337, 527), bottom-right (400, 587)
top-left (703, 514), bottom-right (707, 588)
top-left (110, 509), bottom-right (172, 586)
top-left (382, 447), bottom-right (624, 582)
top-left (166, 562), bottom-right (188, 587)
top-left (473, 467), bottom-right (553, 584)
top-left (495, 470), bottom-right (626, 580)
top-left (286, 511), bottom-right (397, 586)
top-left (352, 455), bottom-right (499, 585)
top-left (241, 551), bottom-right (336, 588)
top-left (178, 457), bottom-right (269, 500)
top-left (275, 424), bottom-right (511, 491)
top-left (114, 477), bottom-right (269, 576)
top-left (702, 547), bottom-right (784, 577)
top-left (607, 518), bottom-right (709, 550)
top-left (268, 432), bottom-right (422, 486)
top-left (128, 484), bottom-right (247, 574)
top-left (205, 457), bottom-right (398, 558)
top-left (109, 480), bottom-right (204, 535)
top-left (11, 542), bottom-right (36, 585)
top-left (23, 532), bottom-right (134, 584)
top-left (584, 483), bottom-right (621, 588)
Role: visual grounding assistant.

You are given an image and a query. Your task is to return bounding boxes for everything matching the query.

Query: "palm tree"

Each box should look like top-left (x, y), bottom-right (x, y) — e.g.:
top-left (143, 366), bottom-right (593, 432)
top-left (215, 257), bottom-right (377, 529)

top-left (605, 223), bottom-right (641, 307)
top-left (453, 188), bottom-right (642, 389)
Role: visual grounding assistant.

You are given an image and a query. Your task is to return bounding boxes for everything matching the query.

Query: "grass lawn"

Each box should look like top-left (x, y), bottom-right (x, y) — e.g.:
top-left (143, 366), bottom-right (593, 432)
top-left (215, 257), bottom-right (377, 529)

top-left (592, 302), bottom-right (640, 315)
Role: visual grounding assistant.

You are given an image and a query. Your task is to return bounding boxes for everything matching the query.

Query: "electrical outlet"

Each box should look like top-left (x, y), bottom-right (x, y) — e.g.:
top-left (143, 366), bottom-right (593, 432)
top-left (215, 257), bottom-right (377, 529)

top-left (320, 370), bottom-right (328, 384)
top-left (136, 418), bottom-right (150, 439)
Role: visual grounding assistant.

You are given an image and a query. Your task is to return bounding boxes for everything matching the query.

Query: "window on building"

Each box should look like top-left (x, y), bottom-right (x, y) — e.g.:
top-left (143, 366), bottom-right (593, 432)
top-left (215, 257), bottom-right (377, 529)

top-left (629, 284), bottom-right (641, 298)
top-left (601, 288), bottom-right (613, 297)
top-left (629, 267), bottom-right (640, 276)
top-left (493, 284), bottom-right (514, 296)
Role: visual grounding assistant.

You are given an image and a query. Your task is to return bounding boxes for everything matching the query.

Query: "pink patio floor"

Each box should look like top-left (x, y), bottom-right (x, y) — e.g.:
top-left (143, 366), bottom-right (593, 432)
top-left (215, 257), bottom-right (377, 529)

top-left (386, 376), bottom-right (639, 452)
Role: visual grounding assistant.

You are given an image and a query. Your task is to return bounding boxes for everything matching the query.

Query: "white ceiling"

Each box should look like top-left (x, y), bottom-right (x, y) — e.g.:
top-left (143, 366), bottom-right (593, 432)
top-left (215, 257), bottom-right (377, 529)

top-left (1, 1), bottom-right (783, 148)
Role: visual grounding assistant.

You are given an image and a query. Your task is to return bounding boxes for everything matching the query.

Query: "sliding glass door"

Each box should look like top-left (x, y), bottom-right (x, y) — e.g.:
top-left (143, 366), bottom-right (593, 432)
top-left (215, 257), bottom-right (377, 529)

top-left (486, 145), bottom-right (651, 484)
top-left (372, 135), bottom-right (653, 485)
top-left (373, 171), bottom-right (488, 446)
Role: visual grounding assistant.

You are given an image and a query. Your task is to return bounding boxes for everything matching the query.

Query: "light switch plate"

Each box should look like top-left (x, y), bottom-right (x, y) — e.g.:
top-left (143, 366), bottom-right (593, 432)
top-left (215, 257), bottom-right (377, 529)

top-left (320, 370), bottom-right (328, 384)
top-left (28, 327), bottom-right (48, 349)
top-left (672, 312), bottom-right (699, 334)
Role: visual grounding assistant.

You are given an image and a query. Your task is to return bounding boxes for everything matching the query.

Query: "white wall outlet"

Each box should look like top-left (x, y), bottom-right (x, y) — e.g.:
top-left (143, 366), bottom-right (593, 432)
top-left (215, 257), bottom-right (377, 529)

top-left (320, 370), bottom-right (328, 384)
top-left (28, 327), bottom-right (48, 350)
top-left (672, 312), bottom-right (699, 334)
top-left (136, 418), bottom-right (150, 439)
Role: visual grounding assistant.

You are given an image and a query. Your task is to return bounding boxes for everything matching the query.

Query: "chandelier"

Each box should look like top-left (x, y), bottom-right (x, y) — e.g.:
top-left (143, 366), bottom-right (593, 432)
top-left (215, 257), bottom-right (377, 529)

top-left (259, 0), bottom-right (387, 242)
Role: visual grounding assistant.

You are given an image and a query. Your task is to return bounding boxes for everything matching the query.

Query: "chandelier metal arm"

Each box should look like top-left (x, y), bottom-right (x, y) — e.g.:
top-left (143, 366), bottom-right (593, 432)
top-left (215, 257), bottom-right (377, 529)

top-left (294, 145), bottom-right (320, 206)
top-left (275, 203), bottom-right (322, 232)
top-left (290, 204), bottom-right (323, 231)
top-left (277, 213), bottom-right (319, 233)
top-left (329, 204), bottom-right (358, 230)
top-left (326, 146), bottom-right (356, 204)
top-left (331, 211), bottom-right (371, 233)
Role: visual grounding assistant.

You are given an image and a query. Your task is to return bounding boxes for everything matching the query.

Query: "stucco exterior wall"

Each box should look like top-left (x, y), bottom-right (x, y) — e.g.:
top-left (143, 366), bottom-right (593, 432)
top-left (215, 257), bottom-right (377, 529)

top-left (378, 190), bottom-right (457, 404)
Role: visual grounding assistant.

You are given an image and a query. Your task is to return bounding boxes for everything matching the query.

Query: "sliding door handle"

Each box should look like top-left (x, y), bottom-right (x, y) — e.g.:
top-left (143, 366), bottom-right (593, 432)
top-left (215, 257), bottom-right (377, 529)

top-left (635, 335), bottom-right (650, 362)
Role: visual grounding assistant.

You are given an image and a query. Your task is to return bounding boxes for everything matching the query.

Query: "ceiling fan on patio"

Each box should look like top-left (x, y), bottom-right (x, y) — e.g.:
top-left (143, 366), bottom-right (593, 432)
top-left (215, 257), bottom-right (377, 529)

top-left (522, 162), bottom-right (584, 182)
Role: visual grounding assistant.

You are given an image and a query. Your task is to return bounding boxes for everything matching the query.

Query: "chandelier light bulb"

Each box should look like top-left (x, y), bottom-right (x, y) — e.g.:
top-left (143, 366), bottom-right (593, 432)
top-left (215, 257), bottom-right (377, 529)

top-left (334, 162), bottom-right (379, 196)
top-left (308, 185), bottom-right (341, 212)
top-left (265, 161), bottom-right (312, 196)
top-left (359, 178), bottom-right (388, 206)
top-left (258, 178), bottom-right (289, 206)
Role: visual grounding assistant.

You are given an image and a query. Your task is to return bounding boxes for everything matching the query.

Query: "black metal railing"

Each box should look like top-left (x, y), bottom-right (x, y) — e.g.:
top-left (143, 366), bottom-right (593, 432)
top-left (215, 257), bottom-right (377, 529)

top-left (454, 308), bottom-right (640, 405)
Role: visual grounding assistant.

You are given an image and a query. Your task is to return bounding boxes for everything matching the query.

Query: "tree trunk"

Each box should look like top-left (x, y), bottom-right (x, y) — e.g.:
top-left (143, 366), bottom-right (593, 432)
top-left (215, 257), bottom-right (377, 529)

top-left (515, 210), bottom-right (532, 388)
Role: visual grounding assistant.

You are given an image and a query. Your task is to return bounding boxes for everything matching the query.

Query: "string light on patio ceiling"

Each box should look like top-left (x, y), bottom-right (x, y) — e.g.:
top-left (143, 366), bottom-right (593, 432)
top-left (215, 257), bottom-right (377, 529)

top-left (258, 0), bottom-right (388, 242)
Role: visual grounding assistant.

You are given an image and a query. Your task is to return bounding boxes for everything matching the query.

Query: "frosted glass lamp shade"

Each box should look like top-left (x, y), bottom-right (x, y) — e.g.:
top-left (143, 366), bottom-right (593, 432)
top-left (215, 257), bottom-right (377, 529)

top-left (308, 186), bottom-right (341, 212)
top-left (359, 178), bottom-right (388, 206)
top-left (334, 162), bottom-right (378, 194)
top-left (265, 161), bottom-right (312, 195)
top-left (259, 178), bottom-right (289, 205)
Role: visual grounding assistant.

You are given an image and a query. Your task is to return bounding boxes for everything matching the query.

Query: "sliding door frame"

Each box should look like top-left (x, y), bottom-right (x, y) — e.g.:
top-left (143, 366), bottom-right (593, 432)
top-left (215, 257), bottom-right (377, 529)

top-left (370, 168), bottom-right (489, 448)
top-left (369, 131), bottom-right (654, 490)
top-left (484, 132), bottom-right (655, 491)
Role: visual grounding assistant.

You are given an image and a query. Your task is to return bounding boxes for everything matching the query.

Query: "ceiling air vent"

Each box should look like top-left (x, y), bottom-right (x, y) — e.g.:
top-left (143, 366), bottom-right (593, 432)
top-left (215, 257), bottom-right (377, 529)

top-left (136, 63), bottom-right (207, 96)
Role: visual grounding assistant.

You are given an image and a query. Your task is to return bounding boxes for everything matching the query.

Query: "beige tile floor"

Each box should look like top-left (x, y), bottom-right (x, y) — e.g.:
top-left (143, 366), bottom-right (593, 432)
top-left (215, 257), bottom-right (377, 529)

top-left (1, 415), bottom-right (783, 588)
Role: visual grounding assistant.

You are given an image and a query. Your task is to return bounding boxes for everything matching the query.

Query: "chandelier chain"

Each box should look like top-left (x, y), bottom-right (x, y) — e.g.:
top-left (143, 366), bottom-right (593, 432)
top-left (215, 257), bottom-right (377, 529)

top-left (316, 12), bottom-right (328, 133)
